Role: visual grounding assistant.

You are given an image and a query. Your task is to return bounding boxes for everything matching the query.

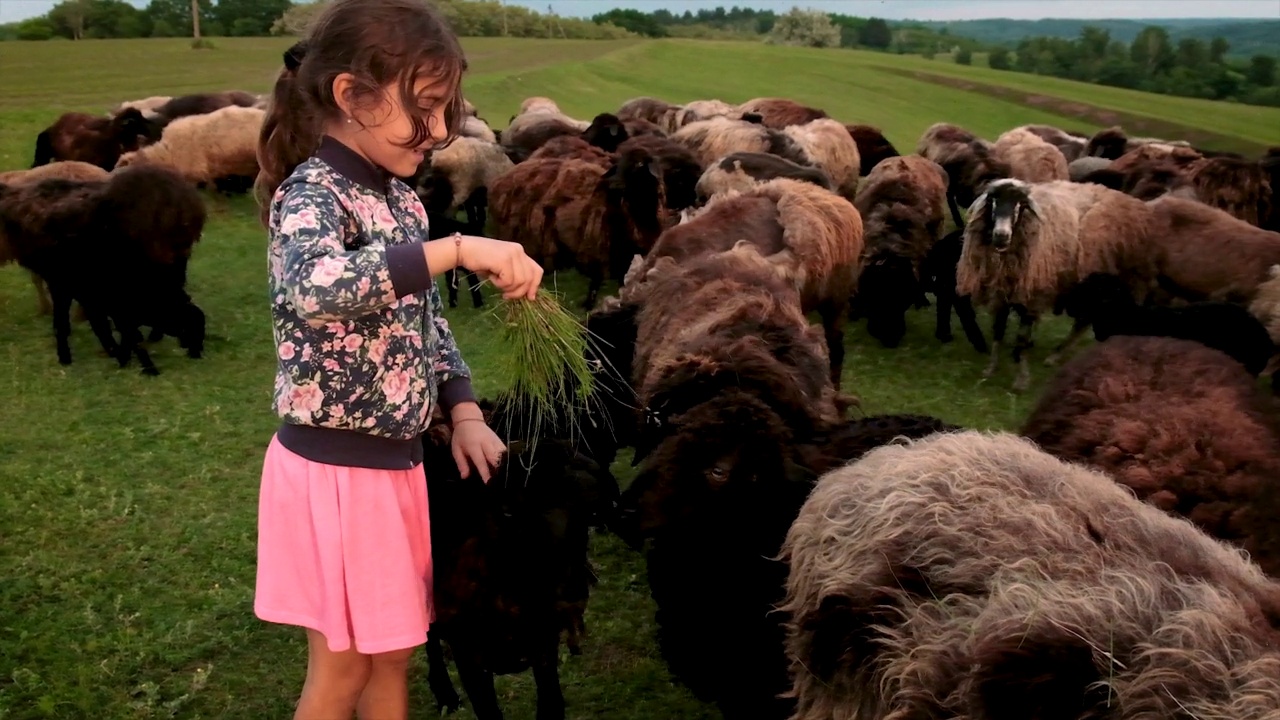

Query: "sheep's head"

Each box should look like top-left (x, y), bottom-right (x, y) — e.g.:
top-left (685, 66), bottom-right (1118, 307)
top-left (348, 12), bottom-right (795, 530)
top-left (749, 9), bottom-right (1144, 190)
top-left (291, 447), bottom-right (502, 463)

top-left (582, 112), bottom-right (630, 153)
top-left (970, 178), bottom-right (1038, 253)
top-left (110, 108), bottom-right (163, 150)
top-left (1086, 126), bottom-right (1129, 160)
top-left (856, 250), bottom-right (919, 348)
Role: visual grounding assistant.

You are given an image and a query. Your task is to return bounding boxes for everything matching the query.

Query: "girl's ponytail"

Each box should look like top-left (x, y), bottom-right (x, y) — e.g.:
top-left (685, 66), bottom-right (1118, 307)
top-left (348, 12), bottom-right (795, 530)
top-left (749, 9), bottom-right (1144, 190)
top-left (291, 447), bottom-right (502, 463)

top-left (255, 40), bottom-right (320, 227)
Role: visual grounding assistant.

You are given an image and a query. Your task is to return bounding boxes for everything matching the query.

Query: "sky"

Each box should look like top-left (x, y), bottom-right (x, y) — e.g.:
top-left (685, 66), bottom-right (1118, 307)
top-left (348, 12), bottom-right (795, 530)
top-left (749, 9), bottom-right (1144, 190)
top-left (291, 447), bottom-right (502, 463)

top-left (3, 0), bottom-right (1279, 24)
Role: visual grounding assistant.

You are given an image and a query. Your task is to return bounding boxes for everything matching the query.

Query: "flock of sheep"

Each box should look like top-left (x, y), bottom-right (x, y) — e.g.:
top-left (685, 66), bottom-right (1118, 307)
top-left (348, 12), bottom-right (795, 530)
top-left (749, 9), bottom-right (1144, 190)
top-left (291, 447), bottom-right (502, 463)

top-left (4, 84), bottom-right (1280, 719)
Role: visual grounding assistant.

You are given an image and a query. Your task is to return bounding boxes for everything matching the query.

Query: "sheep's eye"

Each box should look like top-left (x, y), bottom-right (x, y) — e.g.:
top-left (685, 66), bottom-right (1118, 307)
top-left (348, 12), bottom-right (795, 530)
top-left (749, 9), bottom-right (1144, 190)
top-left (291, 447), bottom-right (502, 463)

top-left (708, 466), bottom-right (728, 484)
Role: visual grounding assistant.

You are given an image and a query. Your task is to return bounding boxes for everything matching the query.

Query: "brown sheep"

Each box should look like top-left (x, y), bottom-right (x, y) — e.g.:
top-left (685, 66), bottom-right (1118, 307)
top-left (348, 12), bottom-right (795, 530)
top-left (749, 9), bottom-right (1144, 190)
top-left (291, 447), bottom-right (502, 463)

top-left (844, 124), bottom-right (899, 176)
top-left (151, 90), bottom-right (259, 122)
top-left (992, 128), bottom-right (1070, 184)
top-left (851, 155), bottom-right (949, 348)
top-left (32, 109), bottom-right (161, 171)
top-left (527, 136), bottom-right (614, 167)
top-left (917, 123), bottom-right (1011, 219)
top-left (627, 177), bottom-right (864, 388)
top-left (957, 178), bottom-right (1157, 391)
top-left (736, 97), bottom-right (828, 129)
top-left (1022, 335), bottom-right (1280, 578)
top-left (1185, 155), bottom-right (1276, 230)
top-left (1012, 123), bottom-right (1088, 161)
top-left (781, 429), bottom-right (1280, 720)
top-left (616, 96), bottom-right (684, 134)
top-left (115, 105), bottom-right (264, 193)
top-left (670, 116), bottom-right (811, 168)
top-left (781, 118), bottom-right (861, 200)
top-left (694, 151), bottom-right (833, 204)
top-left (1147, 195), bottom-right (1280, 305)
top-left (1108, 142), bottom-right (1203, 175)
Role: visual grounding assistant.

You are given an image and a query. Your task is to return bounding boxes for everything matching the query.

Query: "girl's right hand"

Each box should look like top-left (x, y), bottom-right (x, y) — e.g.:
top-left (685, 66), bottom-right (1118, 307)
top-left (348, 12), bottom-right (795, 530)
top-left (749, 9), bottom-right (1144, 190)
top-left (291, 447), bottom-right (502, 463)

top-left (459, 236), bottom-right (543, 300)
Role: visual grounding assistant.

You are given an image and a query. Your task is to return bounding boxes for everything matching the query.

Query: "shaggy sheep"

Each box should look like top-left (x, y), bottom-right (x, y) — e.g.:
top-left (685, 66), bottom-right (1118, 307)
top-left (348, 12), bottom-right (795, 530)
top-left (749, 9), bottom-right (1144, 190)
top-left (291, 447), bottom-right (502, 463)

top-left (501, 99), bottom-right (590, 163)
top-left (32, 108), bottom-right (162, 171)
top-left (1249, 264), bottom-right (1280, 349)
top-left (616, 96), bottom-right (686, 134)
top-left (1067, 155), bottom-right (1112, 182)
top-left (918, 125), bottom-right (1012, 221)
top-left (1011, 123), bottom-right (1088, 162)
top-left (1145, 195), bottom-right (1280, 305)
top-left (489, 135), bottom-right (701, 309)
top-left (1084, 126), bottom-right (1193, 160)
top-left (670, 116), bottom-right (811, 169)
top-left (420, 404), bottom-right (617, 720)
top-left (425, 211), bottom-right (485, 310)
top-left (151, 90), bottom-right (261, 122)
top-left (110, 96), bottom-right (172, 119)
top-left (957, 178), bottom-right (1158, 391)
top-left (460, 115), bottom-right (498, 144)
top-left (1056, 272), bottom-right (1277, 376)
top-left (780, 429), bottom-right (1280, 720)
top-left (780, 118), bottom-right (861, 199)
top-left (629, 177), bottom-right (865, 388)
top-left (736, 97), bottom-right (828, 129)
top-left (578, 112), bottom-right (665, 153)
top-left (1184, 155), bottom-right (1277, 230)
top-left (921, 228), bottom-right (989, 353)
top-left (992, 127), bottom-right (1070, 184)
top-left (410, 135), bottom-right (515, 231)
top-left (115, 105), bottom-right (264, 193)
top-left (844, 124), bottom-right (899, 176)
top-left (0, 161), bottom-right (111, 316)
top-left (526, 135), bottom-right (615, 166)
top-left (1023, 335), bottom-right (1280, 578)
top-left (851, 155), bottom-right (949, 347)
top-left (694, 151), bottom-right (833, 204)
top-left (0, 164), bottom-right (206, 375)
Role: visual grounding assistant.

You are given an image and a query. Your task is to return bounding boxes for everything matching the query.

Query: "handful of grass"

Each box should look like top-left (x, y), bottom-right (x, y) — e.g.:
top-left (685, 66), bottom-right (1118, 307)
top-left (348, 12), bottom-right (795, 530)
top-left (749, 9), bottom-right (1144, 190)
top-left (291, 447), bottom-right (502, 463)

top-left (491, 289), bottom-right (610, 457)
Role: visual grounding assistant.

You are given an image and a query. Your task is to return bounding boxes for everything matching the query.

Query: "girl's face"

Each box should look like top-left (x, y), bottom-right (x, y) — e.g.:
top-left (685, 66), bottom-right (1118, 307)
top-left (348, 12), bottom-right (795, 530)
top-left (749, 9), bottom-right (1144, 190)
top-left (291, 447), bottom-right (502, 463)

top-left (336, 72), bottom-right (454, 179)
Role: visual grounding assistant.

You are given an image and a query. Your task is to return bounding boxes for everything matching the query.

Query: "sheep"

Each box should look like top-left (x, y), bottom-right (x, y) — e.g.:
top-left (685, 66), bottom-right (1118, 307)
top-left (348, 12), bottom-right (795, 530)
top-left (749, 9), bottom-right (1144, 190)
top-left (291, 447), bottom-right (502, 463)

top-left (915, 121), bottom-right (980, 159)
top-left (850, 155), bottom-right (949, 348)
top-left (460, 115), bottom-right (497, 144)
top-left (409, 135), bottom-right (515, 233)
top-left (0, 164), bottom-right (206, 375)
top-left (1056, 272), bottom-right (1277, 376)
top-left (780, 118), bottom-right (861, 199)
top-left (1249, 264), bottom-right (1280, 349)
top-left (1067, 155), bottom-right (1111, 182)
top-left (780, 429), bottom-right (1280, 720)
top-left (956, 178), bottom-right (1158, 391)
top-left (526, 135), bottom-right (615, 166)
top-left (1145, 195), bottom-right (1280, 306)
top-left (420, 403), bottom-right (618, 720)
top-left (628, 177), bottom-right (865, 388)
top-left (518, 96), bottom-right (562, 115)
top-left (425, 211), bottom-right (485, 310)
top-left (489, 136), bottom-right (700, 309)
top-left (115, 105), bottom-right (264, 193)
top-left (918, 125), bottom-right (1012, 222)
top-left (110, 95), bottom-right (172, 119)
top-left (32, 108), bottom-right (162, 171)
top-left (616, 96), bottom-right (685, 134)
top-left (501, 99), bottom-right (590, 163)
top-left (1079, 157), bottom-right (1193, 201)
top-left (670, 116), bottom-right (811, 169)
top-left (150, 90), bottom-right (260, 122)
top-left (736, 97), bottom-right (828, 129)
top-left (694, 151), bottom-right (833, 204)
top-left (992, 127), bottom-right (1070, 184)
top-left (1011, 123), bottom-right (1088, 162)
top-left (844, 124), bottom-right (899, 176)
top-left (1184, 155), bottom-right (1276, 230)
top-left (1023, 335), bottom-right (1280, 578)
top-left (0, 161), bottom-right (111, 317)
top-left (921, 228), bottom-right (989, 353)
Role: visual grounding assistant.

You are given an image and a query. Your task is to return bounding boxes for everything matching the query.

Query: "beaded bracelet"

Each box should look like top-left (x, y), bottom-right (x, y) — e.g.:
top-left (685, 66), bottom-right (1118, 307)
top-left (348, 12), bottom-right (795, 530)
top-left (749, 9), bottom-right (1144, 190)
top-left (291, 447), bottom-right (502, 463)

top-left (451, 231), bottom-right (463, 290)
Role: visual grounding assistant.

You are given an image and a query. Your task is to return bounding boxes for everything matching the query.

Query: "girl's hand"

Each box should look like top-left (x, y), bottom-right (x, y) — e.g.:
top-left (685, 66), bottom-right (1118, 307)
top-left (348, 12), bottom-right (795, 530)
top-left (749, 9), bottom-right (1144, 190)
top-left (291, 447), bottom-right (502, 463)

top-left (451, 417), bottom-right (506, 483)
top-left (459, 236), bottom-right (543, 300)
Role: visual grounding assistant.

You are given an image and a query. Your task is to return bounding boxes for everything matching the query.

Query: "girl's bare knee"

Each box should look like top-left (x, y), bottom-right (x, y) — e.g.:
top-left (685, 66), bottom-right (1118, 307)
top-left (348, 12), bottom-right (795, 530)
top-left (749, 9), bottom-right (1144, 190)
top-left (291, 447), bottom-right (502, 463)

top-left (306, 630), bottom-right (372, 690)
top-left (369, 646), bottom-right (415, 672)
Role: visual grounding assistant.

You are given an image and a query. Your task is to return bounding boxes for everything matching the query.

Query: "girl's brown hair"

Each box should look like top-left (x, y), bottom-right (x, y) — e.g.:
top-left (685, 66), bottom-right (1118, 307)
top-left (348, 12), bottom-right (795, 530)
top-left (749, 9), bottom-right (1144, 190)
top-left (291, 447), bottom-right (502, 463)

top-left (255, 0), bottom-right (468, 225)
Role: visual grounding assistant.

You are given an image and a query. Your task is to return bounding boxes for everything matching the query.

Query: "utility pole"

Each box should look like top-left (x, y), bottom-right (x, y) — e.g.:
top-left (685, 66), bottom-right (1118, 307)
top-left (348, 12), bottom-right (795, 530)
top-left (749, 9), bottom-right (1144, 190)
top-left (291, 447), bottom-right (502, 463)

top-left (191, 0), bottom-right (202, 40)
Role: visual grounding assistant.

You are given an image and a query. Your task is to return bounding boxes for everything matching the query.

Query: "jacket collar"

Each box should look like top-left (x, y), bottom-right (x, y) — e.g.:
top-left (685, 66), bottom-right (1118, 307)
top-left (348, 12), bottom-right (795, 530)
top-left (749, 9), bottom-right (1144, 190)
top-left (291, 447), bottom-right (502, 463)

top-left (316, 135), bottom-right (391, 194)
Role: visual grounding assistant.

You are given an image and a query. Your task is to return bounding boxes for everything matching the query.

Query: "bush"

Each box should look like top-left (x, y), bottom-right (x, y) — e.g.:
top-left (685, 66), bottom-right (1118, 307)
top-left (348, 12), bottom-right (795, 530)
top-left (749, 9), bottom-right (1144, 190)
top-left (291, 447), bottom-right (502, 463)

top-left (988, 47), bottom-right (1012, 70)
top-left (954, 47), bottom-right (972, 65)
top-left (16, 17), bottom-right (55, 40)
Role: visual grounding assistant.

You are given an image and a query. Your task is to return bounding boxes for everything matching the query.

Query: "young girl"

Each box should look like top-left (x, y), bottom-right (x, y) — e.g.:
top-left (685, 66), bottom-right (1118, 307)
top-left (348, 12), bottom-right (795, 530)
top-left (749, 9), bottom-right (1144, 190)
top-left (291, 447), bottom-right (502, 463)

top-left (252, 1), bottom-right (544, 718)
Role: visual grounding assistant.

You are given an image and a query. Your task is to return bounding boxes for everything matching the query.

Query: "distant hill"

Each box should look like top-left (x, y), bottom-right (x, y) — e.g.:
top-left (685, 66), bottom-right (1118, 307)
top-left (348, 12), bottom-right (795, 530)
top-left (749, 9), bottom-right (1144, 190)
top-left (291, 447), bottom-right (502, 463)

top-left (908, 18), bottom-right (1280, 58)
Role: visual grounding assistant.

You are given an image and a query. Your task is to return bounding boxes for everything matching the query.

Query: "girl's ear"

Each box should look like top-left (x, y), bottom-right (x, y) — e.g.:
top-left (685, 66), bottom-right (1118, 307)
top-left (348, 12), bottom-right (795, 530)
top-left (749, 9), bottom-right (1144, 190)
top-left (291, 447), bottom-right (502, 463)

top-left (331, 72), bottom-right (357, 119)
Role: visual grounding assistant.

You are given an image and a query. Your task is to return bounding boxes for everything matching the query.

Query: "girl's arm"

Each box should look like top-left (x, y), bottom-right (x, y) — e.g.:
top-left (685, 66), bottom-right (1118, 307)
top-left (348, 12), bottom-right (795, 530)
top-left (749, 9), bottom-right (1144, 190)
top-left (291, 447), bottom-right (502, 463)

top-left (427, 277), bottom-right (478, 414)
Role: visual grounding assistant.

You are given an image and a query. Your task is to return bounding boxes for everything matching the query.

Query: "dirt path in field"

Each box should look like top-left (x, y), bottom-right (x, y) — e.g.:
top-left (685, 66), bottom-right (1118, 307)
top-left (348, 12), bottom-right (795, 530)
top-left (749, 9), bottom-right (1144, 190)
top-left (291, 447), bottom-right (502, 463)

top-left (877, 67), bottom-right (1270, 156)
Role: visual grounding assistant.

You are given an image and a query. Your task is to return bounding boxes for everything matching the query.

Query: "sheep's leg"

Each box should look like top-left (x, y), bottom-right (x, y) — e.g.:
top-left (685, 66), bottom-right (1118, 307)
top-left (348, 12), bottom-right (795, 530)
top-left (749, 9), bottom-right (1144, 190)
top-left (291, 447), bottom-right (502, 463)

top-left (454, 655), bottom-right (503, 720)
top-left (147, 326), bottom-right (165, 343)
top-left (31, 271), bottom-right (52, 316)
top-left (582, 268), bottom-right (603, 312)
top-left (820, 300), bottom-right (847, 390)
top-left (466, 269), bottom-right (485, 308)
top-left (49, 285), bottom-right (75, 366)
top-left (532, 653), bottom-right (566, 720)
top-left (445, 268), bottom-right (461, 308)
top-left (1043, 317), bottom-right (1089, 367)
top-left (83, 307), bottom-right (120, 359)
top-left (114, 318), bottom-right (159, 376)
top-left (933, 287), bottom-right (954, 343)
top-left (954, 295), bottom-right (989, 353)
top-left (1010, 308), bottom-right (1036, 393)
top-left (982, 304), bottom-right (1010, 378)
top-left (424, 632), bottom-right (461, 714)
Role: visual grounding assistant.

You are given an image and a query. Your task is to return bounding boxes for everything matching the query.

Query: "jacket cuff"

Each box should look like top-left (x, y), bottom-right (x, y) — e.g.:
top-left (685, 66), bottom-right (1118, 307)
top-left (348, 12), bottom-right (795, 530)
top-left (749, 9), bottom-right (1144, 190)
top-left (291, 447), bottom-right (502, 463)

top-left (386, 242), bottom-right (432, 298)
top-left (438, 376), bottom-right (478, 413)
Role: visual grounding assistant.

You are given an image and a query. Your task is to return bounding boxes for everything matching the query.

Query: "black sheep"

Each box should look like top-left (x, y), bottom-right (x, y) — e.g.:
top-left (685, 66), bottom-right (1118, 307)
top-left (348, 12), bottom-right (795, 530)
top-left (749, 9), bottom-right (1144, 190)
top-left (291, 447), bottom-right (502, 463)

top-left (920, 229), bottom-right (988, 353)
top-left (1057, 272), bottom-right (1276, 376)
top-left (420, 404), bottom-right (618, 720)
top-left (425, 210), bottom-right (485, 309)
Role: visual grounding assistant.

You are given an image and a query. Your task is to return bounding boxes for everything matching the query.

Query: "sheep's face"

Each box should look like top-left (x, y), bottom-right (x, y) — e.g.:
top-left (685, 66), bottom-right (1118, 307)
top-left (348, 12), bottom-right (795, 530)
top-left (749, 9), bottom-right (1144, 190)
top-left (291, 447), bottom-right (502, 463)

top-left (582, 113), bottom-right (629, 153)
top-left (975, 180), bottom-right (1036, 252)
top-left (857, 253), bottom-right (918, 348)
top-left (615, 392), bottom-right (806, 548)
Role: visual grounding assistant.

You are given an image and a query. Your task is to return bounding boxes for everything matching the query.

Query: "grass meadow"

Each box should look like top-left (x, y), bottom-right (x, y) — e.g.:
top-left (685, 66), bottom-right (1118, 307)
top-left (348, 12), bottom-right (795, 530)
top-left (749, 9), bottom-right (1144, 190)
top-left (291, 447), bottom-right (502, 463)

top-left (1, 36), bottom-right (1278, 719)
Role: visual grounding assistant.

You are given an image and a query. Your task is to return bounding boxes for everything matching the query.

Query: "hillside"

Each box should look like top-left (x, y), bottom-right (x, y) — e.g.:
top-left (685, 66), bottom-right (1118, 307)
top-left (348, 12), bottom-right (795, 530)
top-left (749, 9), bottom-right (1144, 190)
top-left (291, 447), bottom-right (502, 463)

top-left (913, 18), bottom-right (1280, 57)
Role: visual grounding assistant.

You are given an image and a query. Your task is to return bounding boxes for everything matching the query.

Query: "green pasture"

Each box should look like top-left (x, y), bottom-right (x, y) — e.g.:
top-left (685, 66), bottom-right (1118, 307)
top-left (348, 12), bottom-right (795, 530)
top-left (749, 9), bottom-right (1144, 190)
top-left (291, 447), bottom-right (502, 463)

top-left (0, 36), bottom-right (1273, 719)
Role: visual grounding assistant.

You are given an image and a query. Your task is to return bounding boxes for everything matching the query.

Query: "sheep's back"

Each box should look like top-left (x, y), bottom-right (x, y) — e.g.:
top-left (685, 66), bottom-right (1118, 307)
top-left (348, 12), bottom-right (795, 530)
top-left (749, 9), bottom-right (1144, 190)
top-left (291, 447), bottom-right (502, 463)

top-left (1148, 195), bottom-right (1280, 302)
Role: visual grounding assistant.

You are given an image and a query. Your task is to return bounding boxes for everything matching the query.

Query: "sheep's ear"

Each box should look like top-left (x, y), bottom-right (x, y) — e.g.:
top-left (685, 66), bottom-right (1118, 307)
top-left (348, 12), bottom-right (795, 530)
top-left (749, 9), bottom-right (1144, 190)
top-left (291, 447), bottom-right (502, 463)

top-left (647, 161), bottom-right (661, 179)
top-left (1024, 196), bottom-right (1042, 220)
top-left (969, 191), bottom-right (989, 215)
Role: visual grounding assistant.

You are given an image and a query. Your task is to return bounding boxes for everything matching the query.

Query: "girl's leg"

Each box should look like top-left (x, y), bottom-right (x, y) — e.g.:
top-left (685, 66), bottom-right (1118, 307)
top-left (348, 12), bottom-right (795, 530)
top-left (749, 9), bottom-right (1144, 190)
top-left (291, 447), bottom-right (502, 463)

top-left (294, 629), bottom-right (371, 720)
top-left (356, 647), bottom-right (416, 720)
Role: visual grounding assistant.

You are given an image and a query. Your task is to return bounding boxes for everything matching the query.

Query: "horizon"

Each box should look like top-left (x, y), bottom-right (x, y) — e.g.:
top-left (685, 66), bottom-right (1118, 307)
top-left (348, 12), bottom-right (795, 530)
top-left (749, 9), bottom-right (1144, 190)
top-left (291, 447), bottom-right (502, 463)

top-left (2, 0), bottom-right (1279, 25)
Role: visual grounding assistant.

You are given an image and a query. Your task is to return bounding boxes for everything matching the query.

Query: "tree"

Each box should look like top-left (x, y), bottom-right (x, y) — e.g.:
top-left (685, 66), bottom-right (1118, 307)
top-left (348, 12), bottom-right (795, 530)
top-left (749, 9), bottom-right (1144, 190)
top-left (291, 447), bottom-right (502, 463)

top-left (271, 0), bottom-right (324, 35)
top-left (1078, 26), bottom-right (1110, 60)
top-left (987, 47), bottom-right (1012, 70)
top-left (954, 47), bottom-right (972, 65)
top-left (1248, 54), bottom-right (1277, 87)
top-left (1209, 37), bottom-right (1230, 64)
top-left (767, 8), bottom-right (840, 49)
top-left (215, 0), bottom-right (291, 37)
top-left (858, 17), bottom-right (890, 49)
top-left (1175, 37), bottom-right (1207, 68)
top-left (16, 17), bottom-right (56, 39)
top-left (1130, 26), bottom-right (1174, 77)
top-left (47, 0), bottom-right (88, 39)
top-left (146, 0), bottom-right (212, 36)
top-left (591, 9), bottom-right (666, 37)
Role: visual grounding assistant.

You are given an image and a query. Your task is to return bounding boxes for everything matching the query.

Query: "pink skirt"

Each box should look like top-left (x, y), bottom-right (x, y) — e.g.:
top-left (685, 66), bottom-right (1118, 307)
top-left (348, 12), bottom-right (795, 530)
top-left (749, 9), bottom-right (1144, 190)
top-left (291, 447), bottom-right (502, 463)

top-left (254, 434), bottom-right (434, 654)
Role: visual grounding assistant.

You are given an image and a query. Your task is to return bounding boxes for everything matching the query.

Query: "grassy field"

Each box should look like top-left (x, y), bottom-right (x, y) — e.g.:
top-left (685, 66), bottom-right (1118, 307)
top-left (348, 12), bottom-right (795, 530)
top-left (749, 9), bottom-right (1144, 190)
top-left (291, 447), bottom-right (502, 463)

top-left (0, 36), bottom-right (1274, 719)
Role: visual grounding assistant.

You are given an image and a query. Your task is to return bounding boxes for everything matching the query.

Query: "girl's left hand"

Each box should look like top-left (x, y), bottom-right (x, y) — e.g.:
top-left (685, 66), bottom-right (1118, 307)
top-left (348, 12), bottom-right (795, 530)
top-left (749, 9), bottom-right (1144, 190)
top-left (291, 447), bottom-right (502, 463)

top-left (451, 418), bottom-right (506, 483)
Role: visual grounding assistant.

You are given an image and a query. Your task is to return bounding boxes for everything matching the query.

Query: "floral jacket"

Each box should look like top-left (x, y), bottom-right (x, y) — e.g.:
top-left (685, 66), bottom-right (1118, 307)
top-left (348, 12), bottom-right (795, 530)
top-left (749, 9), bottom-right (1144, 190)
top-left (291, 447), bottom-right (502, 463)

top-left (267, 136), bottom-right (475, 470)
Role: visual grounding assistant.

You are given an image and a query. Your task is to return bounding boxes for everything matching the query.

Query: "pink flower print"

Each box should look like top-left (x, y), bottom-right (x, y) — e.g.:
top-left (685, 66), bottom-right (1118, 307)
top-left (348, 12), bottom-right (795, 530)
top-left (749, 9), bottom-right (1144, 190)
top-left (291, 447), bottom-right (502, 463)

top-left (288, 382), bottom-right (325, 418)
top-left (329, 404), bottom-right (346, 419)
top-left (364, 417), bottom-right (377, 428)
top-left (300, 295), bottom-right (321, 315)
top-left (280, 208), bottom-right (319, 235)
top-left (325, 321), bottom-right (347, 337)
top-left (309, 257), bottom-right (346, 287)
top-left (301, 344), bottom-right (313, 361)
top-left (412, 335), bottom-right (422, 349)
top-left (323, 358), bottom-right (341, 372)
top-left (356, 276), bottom-right (372, 298)
top-left (367, 339), bottom-right (387, 363)
top-left (382, 369), bottom-right (411, 404)
top-left (343, 334), bottom-right (364, 352)
top-left (372, 202), bottom-right (397, 231)
top-left (277, 342), bottom-right (297, 360)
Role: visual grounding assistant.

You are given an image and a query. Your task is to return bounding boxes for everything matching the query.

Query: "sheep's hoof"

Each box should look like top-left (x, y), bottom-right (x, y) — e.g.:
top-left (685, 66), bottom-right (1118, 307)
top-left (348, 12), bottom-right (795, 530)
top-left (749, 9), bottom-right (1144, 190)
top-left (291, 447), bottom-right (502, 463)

top-left (981, 364), bottom-right (997, 378)
top-left (141, 367), bottom-right (160, 377)
top-left (58, 355), bottom-right (72, 366)
top-left (935, 331), bottom-right (953, 344)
